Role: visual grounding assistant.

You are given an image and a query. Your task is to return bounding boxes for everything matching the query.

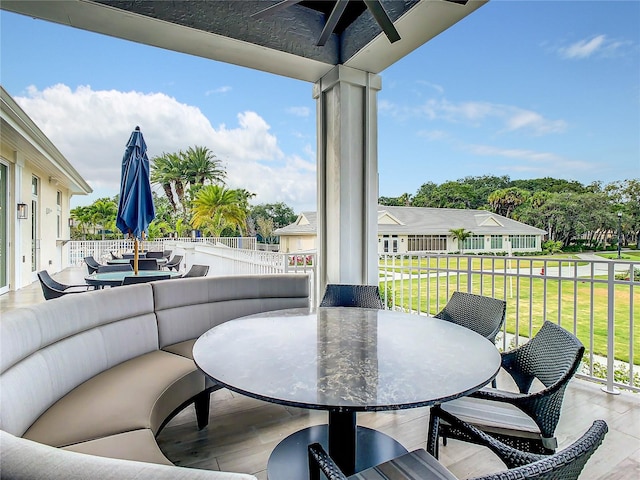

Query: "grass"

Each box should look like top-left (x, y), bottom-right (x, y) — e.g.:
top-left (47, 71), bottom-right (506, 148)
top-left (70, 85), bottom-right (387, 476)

top-left (380, 266), bottom-right (639, 365)
top-left (597, 251), bottom-right (640, 261)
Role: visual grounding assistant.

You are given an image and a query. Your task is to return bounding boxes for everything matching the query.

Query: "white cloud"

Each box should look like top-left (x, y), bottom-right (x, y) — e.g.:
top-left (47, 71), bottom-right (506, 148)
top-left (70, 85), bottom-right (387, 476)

top-left (15, 84), bottom-right (316, 212)
top-left (286, 106), bottom-right (310, 117)
top-left (464, 143), bottom-right (596, 175)
top-left (556, 34), bottom-right (634, 59)
top-left (205, 86), bottom-right (232, 95)
top-left (394, 97), bottom-right (566, 136)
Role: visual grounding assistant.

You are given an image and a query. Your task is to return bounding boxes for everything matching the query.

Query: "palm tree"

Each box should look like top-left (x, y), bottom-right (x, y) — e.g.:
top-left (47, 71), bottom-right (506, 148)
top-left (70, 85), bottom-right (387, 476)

top-left (191, 185), bottom-right (247, 237)
top-left (90, 199), bottom-right (118, 240)
top-left (449, 228), bottom-right (472, 254)
top-left (150, 154), bottom-right (177, 213)
top-left (182, 146), bottom-right (226, 187)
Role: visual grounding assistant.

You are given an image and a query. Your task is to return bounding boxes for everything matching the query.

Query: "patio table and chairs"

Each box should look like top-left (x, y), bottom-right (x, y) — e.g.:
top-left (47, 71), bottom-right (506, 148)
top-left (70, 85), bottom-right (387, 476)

top-left (319, 284), bottom-right (384, 309)
top-left (85, 269), bottom-right (181, 288)
top-left (193, 306), bottom-right (501, 479)
top-left (121, 273), bottom-right (171, 285)
top-left (83, 256), bottom-right (103, 275)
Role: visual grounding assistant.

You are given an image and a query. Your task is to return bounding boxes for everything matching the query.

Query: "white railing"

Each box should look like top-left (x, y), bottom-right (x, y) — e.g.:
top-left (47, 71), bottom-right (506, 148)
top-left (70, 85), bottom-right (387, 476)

top-left (379, 253), bottom-right (639, 392)
top-left (66, 237), bottom-right (256, 266)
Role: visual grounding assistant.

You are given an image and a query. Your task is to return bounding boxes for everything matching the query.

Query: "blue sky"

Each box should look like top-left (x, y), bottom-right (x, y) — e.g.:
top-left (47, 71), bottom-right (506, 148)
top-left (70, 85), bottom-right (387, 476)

top-left (1, 1), bottom-right (638, 213)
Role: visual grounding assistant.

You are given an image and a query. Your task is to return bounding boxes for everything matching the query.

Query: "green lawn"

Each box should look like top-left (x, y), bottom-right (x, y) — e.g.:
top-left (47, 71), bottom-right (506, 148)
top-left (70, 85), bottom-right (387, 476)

top-left (382, 274), bottom-right (639, 365)
top-left (597, 251), bottom-right (640, 261)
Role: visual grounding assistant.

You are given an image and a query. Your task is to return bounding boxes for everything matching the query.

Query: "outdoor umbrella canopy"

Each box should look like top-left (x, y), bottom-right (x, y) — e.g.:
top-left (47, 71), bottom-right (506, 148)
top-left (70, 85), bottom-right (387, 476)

top-left (116, 126), bottom-right (155, 274)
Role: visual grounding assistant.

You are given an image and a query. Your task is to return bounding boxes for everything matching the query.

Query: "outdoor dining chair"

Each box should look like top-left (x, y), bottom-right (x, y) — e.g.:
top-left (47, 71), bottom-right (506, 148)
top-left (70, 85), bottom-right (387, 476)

top-left (96, 264), bottom-right (133, 273)
top-left (83, 256), bottom-right (103, 275)
top-left (37, 270), bottom-right (92, 301)
top-left (308, 415), bottom-right (607, 480)
top-left (109, 251), bottom-right (120, 260)
top-left (319, 284), bottom-right (384, 309)
top-left (427, 321), bottom-right (585, 456)
top-left (130, 258), bottom-right (159, 271)
top-left (182, 264), bottom-right (209, 278)
top-left (434, 291), bottom-right (506, 345)
top-left (121, 274), bottom-right (170, 285)
top-left (145, 251), bottom-right (164, 259)
top-left (163, 249), bottom-right (172, 260)
top-left (164, 255), bottom-right (183, 272)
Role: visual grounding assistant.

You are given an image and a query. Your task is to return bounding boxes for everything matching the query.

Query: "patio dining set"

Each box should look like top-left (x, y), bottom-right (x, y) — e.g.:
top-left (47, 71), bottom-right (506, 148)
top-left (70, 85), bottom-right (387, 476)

top-left (36, 251), bottom-right (209, 299)
top-left (193, 284), bottom-right (606, 480)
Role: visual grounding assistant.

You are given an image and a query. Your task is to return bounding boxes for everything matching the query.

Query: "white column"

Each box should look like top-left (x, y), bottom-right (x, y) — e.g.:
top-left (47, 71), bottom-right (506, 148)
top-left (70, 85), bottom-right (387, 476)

top-left (13, 152), bottom-right (24, 290)
top-left (314, 65), bottom-right (381, 294)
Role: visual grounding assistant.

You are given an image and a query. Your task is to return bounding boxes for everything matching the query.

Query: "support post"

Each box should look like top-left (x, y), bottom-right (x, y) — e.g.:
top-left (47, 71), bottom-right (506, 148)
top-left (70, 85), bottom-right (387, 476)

top-left (314, 65), bottom-right (381, 297)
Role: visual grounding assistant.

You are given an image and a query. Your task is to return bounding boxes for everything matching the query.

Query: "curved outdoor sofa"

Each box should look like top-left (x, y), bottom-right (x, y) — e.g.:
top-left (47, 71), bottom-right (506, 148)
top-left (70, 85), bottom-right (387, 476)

top-left (0, 274), bottom-right (310, 479)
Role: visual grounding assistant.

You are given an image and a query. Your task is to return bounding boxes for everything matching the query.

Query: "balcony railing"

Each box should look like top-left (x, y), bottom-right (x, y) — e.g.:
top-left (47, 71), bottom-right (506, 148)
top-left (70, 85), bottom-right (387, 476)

top-left (379, 253), bottom-right (639, 393)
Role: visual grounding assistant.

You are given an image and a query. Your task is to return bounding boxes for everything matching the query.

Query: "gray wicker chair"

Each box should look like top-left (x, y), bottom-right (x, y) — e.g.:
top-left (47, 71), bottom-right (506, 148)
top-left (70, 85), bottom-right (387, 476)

top-left (434, 291), bottom-right (506, 344)
top-left (428, 321), bottom-right (585, 456)
top-left (165, 255), bottom-right (183, 272)
top-left (121, 274), bottom-right (170, 285)
top-left (83, 256), bottom-right (102, 275)
top-left (145, 251), bottom-right (164, 259)
top-left (308, 414), bottom-right (607, 480)
top-left (130, 258), bottom-right (159, 270)
top-left (37, 270), bottom-right (91, 300)
top-left (182, 264), bottom-right (209, 278)
top-left (96, 264), bottom-right (133, 273)
top-left (319, 284), bottom-right (384, 309)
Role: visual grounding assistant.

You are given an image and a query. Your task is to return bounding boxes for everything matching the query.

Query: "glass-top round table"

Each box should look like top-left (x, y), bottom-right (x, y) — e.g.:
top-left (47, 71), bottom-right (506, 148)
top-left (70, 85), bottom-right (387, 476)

top-left (85, 269), bottom-right (181, 287)
top-left (193, 307), bottom-right (501, 479)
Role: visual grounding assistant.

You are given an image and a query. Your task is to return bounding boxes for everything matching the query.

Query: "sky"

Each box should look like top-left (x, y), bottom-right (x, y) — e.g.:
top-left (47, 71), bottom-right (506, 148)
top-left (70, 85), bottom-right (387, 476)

top-left (1, 1), bottom-right (639, 214)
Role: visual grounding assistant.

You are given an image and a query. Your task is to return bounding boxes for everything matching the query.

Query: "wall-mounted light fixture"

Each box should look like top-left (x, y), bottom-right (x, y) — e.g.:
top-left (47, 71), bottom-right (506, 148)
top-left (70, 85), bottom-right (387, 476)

top-left (68, 218), bottom-right (75, 228)
top-left (17, 203), bottom-right (28, 219)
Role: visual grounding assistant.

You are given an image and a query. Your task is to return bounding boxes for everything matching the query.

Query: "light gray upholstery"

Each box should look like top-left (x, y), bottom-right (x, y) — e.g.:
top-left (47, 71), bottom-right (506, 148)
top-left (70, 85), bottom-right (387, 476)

top-left (1, 430), bottom-right (257, 480)
top-left (0, 274), bottom-right (310, 479)
top-left (153, 274), bottom-right (310, 348)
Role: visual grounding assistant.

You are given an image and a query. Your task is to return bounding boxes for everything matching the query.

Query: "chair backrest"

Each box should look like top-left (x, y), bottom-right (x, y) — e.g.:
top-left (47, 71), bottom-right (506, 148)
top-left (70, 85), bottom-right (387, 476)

top-left (166, 255), bottom-right (183, 271)
top-left (121, 274), bottom-right (170, 285)
top-left (109, 251), bottom-right (119, 260)
top-left (121, 253), bottom-right (135, 259)
top-left (37, 271), bottom-right (66, 300)
top-left (97, 264), bottom-right (133, 273)
top-left (163, 249), bottom-right (172, 260)
top-left (432, 404), bottom-right (607, 480)
top-left (183, 264), bottom-right (209, 278)
top-left (434, 291), bottom-right (506, 343)
top-left (145, 251), bottom-right (164, 259)
top-left (319, 284), bottom-right (384, 309)
top-left (83, 256), bottom-right (101, 274)
top-left (130, 258), bottom-right (159, 271)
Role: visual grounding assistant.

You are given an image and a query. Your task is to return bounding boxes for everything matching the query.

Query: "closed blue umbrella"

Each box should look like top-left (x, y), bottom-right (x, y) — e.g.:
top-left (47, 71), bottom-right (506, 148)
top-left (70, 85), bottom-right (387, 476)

top-left (116, 126), bottom-right (155, 274)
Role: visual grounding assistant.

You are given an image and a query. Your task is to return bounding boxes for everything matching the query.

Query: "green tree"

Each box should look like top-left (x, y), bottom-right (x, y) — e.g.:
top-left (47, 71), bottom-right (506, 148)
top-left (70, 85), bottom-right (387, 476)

top-left (182, 146), bottom-right (226, 187)
top-left (191, 185), bottom-right (247, 237)
top-left (89, 198), bottom-right (117, 240)
top-left (488, 187), bottom-right (529, 218)
top-left (449, 228), bottom-right (472, 253)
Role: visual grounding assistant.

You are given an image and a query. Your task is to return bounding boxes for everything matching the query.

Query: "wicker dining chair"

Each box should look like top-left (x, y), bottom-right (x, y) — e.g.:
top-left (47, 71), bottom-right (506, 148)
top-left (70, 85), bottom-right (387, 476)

top-left (37, 271), bottom-right (91, 301)
top-left (427, 321), bottom-right (585, 456)
top-left (121, 274), bottom-right (170, 285)
top-left (308, 415), bottom-right (607, 480)
top-left (83, 256), bottom-right (102, 275)
top-left (182, 264), bottom-right (209, 278)
top-left (130, 258), bottom-right (159, 271)
top-left (434, 291), bottom-right (506, 344)
top-left (319, 284), bottom-right (384, 309)
top-left (164, 255), bottom-right (183, 271)
top-left (145, 251), bottom-right (164, 259)
top-left (96, 264), bottom-right (133, 273)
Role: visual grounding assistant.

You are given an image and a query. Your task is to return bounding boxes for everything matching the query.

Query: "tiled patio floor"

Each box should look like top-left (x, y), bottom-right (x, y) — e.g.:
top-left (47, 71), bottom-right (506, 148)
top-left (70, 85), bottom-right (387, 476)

top-left (2, 268), bottom-right (639, 479)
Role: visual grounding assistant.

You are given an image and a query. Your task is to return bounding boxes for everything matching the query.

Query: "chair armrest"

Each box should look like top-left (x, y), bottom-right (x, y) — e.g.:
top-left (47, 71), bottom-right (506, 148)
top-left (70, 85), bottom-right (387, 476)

top-left (433, 406), bottom-right (546, 469)
top-left (308, 443), bottom-right (348, 480)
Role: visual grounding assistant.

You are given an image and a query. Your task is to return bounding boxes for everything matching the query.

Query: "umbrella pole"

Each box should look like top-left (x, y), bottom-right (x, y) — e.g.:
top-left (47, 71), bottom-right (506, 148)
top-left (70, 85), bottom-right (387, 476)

top-left (134, 238), bottom-right (139, 275)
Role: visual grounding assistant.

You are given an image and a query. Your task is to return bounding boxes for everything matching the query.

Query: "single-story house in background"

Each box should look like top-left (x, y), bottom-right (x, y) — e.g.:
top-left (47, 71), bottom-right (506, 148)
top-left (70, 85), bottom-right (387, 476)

top-left (1, 86), bottom-right (92, 294)
top-left (274, 205), bottom-right (547, 255)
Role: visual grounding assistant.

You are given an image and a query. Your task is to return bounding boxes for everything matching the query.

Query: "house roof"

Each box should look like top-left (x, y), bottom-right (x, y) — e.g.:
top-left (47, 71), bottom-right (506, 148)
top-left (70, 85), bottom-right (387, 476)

top-left (1, 1), bottom-right (487, 83)
top-left (1, 86), bottom-right (92, 195)
top-left (274, 206), bottom-right (547, 236)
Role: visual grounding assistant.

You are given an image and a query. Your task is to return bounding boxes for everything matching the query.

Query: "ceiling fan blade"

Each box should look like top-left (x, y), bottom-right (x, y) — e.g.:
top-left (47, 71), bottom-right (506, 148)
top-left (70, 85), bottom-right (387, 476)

top-left (364, 0), bottom-right (401, 43)
top-left (251, 0), bottom-right (303, 19)
top-left (317, 0), bottom-right (349, 46)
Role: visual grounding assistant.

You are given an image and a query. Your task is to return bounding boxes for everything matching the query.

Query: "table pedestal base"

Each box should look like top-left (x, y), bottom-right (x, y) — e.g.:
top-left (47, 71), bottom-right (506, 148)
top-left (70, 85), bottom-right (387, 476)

top-left (267, 425), bottom-right (407, 480)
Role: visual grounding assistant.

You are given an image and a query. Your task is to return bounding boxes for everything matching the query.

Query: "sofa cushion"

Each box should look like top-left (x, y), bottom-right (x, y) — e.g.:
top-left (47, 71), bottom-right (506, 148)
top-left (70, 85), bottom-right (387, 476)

top-left (163, 339), bottom-right (220, 390)
top-left (0, 285), bottom-right (158, 437)
top-left (153, 274), bottom-right (310, 348)
top-left (23, 350), bottom-right (204, 447)
top-left (63, 429), bottom-right (173, 465)
top-left (1, 430), bottom-right (258, 480)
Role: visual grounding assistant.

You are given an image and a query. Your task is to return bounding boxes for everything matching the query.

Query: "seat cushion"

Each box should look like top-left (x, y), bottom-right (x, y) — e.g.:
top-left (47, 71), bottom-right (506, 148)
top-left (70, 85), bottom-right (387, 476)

top-left (1, 430), bottom-right (258, 480)
top-left (351, 449), bottom-right (459, 480)
top-left (23, 350), bottom-right (205, 447)
top-left (440, 396), bottom-right (541, 437)
top-left (163, 340), bottom-right (221, 390)
top-left (63, 429), bottom-right (172, 465)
